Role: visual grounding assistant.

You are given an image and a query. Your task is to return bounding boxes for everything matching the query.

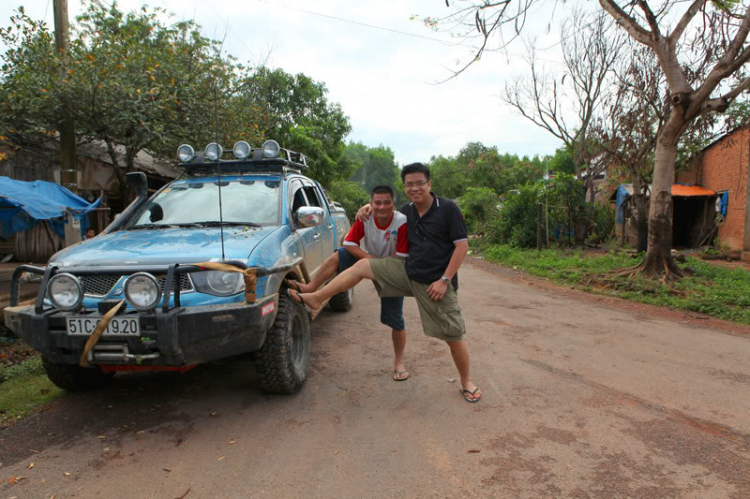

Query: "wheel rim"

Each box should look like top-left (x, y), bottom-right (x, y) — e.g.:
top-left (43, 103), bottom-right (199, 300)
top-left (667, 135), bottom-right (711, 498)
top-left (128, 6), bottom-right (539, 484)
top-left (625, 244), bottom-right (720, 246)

top-left (291, 314), bottom-right (306, 368)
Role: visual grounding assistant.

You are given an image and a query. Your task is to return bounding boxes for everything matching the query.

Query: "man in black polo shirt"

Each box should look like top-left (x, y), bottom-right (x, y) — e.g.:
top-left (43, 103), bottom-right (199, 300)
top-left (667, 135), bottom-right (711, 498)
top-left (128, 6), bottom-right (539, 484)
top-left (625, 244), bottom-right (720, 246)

top-left (289, 163), bottom-right (481, 403)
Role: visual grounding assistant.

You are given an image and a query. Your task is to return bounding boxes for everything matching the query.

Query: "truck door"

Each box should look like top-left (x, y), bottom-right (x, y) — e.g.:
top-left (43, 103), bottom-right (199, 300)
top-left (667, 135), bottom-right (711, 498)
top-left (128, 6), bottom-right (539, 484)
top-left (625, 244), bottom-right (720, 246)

top-left (289, 179), bottom-right (324, 276)
top-left (303, 181), bottom-right (335, 256)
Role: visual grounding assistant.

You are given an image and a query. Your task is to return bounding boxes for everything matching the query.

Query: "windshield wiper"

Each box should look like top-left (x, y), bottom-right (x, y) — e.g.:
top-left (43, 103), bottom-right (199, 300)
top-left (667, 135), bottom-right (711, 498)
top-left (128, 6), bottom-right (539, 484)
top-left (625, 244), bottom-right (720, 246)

top-left (128, 223), bottom-right (174, 230)
top-left (178, 221), bottom-right (262, 228)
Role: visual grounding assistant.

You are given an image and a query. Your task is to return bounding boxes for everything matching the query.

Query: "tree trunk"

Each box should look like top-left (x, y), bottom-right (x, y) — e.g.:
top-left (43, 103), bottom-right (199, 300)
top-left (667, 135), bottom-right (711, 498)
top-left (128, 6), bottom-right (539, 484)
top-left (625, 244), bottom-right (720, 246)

top-left (631, 176), bottom-right (648, 253)
top-left (641, 116), bottom-right (687, 279)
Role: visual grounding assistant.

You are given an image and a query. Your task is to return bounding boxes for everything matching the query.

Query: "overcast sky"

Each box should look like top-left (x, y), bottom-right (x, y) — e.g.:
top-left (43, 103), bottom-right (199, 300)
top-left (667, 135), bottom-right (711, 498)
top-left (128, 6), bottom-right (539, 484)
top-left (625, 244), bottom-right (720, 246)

top-left (1, 0), bottom-right (571, 165)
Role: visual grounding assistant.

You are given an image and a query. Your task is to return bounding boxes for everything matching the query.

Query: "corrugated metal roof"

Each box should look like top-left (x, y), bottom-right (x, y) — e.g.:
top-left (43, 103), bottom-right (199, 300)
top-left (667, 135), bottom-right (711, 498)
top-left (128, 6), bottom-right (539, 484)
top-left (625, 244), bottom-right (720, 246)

top-left (672, 184), bottom-right (715, 197)
top-left (610, 183), bottom-right (715, 200)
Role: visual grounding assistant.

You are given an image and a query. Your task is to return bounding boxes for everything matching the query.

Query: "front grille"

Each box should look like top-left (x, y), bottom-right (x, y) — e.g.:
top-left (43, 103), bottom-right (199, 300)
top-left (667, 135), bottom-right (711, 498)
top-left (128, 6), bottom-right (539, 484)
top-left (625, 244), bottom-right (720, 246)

top-left (79, 274), bottom-right (193, 296)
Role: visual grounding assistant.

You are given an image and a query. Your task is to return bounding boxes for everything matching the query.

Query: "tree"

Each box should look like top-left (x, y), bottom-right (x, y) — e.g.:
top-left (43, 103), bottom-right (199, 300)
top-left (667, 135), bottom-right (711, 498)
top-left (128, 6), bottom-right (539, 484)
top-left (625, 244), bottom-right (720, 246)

top-left (428, 154), bottom-right (468, 199)
top-left (345, 142), bottom-right (399, 192)
top-left (459, 186), bottom-right (498, 234)
top-left (598, 0), bottom-right (750, 279)
top-left (437, 0), bottom-right (750, 279)
top-left (595, 44), bottom-right (666, 252)
top-left (239, 67), bottom-right (353, 187)
top-left (502, 9), bottom-right (623, 201)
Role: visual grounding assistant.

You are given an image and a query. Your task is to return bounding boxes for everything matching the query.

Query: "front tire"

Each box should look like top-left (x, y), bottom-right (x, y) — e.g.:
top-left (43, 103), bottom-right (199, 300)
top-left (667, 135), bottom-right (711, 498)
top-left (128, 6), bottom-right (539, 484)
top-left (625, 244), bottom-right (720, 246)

top-left (328, 287), bottom-right (353, 312)
top-left (254, 293), bottom-right (311, 394)
top-left (42, 358), bottom-right (114, 392)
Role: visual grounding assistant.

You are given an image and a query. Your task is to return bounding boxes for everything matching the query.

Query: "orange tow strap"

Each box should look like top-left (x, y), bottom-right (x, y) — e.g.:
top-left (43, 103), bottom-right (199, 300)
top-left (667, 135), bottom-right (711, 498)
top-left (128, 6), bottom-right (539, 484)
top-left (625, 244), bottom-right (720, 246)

top-left (78, 264), bottom-right (257, 368)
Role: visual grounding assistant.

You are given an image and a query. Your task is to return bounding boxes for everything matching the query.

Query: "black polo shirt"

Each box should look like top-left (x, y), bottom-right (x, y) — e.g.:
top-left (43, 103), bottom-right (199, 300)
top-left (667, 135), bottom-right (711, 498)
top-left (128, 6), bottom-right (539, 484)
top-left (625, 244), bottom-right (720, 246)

top-left (399, 193), bottom-right (467, 289)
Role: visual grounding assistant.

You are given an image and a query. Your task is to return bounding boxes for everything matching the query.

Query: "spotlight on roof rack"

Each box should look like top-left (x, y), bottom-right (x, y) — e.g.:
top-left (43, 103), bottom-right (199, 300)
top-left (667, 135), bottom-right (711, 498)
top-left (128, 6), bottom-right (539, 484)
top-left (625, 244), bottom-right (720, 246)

top-left (177, 144), bottom-right (195, 163)
top-left (232, 141), bottom-right (251, 159)
top-left (262, 140), bottom-right (280, 159)
top-left (205, 143), bottom-right (223, 162)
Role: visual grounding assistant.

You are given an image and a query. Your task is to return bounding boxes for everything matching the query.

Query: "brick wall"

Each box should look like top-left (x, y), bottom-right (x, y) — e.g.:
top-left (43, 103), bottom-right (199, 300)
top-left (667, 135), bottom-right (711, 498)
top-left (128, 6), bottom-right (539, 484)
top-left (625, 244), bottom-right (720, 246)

top-left (677, 127), bottom-right (749, 251)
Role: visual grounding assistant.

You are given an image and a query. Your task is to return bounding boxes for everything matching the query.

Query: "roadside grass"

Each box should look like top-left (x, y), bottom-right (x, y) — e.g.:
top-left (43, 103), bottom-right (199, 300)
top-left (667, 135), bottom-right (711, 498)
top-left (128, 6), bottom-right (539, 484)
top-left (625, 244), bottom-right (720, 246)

top-left (481, 245), bottom-right (750, 325)
top-left (0, 356), bottom-right (63, 426)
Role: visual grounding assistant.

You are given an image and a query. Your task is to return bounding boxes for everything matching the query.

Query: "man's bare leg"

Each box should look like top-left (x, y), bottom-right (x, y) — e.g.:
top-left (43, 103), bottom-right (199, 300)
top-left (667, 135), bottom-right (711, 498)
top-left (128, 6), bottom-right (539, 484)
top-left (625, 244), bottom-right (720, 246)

top-left (392, 328), bottom-right (408, 380)
top-left (446, 340), bottom-right (480, 400)
top-left (291, 258), bottom-right (376, 310)
top-left (296, 251), bottom-right (339, 293)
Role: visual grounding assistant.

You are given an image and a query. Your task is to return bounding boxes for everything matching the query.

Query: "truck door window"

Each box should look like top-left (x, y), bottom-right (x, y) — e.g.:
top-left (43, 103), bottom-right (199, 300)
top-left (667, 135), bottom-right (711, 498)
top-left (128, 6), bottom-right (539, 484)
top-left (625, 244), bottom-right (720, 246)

top-left (290, 181), bottom-right (309, 214)
top-left (302, 185), bottom-right (322, 208)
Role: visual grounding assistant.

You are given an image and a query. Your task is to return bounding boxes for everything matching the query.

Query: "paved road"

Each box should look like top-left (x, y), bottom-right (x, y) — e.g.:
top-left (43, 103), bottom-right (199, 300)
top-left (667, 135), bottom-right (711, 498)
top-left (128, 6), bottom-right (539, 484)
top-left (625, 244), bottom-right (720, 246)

top-left (1, 258), bottom-right (749, 498)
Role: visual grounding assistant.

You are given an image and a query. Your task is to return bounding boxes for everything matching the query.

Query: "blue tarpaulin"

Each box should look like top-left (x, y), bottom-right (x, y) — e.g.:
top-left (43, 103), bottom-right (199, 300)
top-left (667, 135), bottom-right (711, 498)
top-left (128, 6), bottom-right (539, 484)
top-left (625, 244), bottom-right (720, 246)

top-left (0, 177), bottom-right (101, 239)
top-left (615, 184), bottom-right (632, 224)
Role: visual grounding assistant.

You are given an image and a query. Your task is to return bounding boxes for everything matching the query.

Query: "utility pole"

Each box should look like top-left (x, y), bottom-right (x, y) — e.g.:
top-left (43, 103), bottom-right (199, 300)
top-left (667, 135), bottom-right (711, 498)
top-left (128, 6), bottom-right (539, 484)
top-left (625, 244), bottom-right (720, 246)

top-left (53, 0), bottom-right (78, 193)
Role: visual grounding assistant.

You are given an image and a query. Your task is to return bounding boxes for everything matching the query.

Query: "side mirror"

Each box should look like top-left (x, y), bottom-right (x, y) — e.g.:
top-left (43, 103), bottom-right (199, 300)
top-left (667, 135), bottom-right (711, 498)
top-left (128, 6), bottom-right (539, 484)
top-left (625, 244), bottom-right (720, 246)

top-left (127, 172), bottom-right (148, 198)
top-left (148, 203), bottom-right (164, 223)
top-left (296, 206), bottom-right (325, 228)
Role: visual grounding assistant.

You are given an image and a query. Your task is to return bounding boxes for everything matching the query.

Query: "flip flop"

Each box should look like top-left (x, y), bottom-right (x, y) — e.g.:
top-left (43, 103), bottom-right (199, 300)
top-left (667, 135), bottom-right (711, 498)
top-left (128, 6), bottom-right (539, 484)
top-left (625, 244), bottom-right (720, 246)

top-left (287, 289), bottom-right (314, 314)
top-left (460, 387), bottom-right (482, 403)
top-left (393, 370), bottom-right (410, 381)
top-left (285, 279), bottom-right (303, 292)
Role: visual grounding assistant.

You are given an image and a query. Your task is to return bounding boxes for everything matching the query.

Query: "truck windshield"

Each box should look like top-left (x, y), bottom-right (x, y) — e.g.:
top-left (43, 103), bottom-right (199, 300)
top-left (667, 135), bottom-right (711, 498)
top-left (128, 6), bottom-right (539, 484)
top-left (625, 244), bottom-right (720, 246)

top-left (126, 178), bottom-right (280, 229)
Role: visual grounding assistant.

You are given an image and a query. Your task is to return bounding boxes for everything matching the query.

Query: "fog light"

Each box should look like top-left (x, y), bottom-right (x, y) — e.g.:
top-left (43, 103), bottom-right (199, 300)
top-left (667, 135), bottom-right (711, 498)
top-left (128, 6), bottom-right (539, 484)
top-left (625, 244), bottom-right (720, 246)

top-left (205, 143), bottom-right (223, 161)
top-left (124, 272), bottom-right (161, 311)
top-left (262, 140), bottom-right (280, 158)
top-left (233, 141), bottom-right (251, 159)
top-left (177, 144), bottom-right (195, 163)
top-left (48, 273), bottom-right (83, 311)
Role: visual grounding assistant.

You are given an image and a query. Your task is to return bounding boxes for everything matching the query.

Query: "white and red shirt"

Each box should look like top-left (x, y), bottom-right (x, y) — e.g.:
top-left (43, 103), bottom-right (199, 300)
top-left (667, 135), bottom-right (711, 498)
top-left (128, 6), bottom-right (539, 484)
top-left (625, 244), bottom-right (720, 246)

top-left (344, 211), bottom-right (408, 258)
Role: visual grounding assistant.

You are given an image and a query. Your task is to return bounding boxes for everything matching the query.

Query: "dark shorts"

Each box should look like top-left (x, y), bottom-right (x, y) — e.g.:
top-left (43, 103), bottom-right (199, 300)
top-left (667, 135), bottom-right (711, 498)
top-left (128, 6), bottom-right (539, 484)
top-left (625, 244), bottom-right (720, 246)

top-left (336, 247), bottom-right (405, 331)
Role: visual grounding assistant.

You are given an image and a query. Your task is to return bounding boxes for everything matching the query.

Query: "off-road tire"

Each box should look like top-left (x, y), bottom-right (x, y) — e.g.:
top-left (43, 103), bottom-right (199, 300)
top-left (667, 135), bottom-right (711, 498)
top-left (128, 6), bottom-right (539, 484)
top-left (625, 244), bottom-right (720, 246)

top-left (254, 293), bottom-right (311, 394)
top-left (328, 287), bottom-right (353, 312)
top-left (42, 358), bottom-right (115, 392)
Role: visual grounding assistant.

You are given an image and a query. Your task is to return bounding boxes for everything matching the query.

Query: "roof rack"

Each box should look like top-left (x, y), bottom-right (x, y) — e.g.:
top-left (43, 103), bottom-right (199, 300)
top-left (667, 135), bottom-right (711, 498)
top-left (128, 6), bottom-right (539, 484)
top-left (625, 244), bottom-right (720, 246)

top-left (180, 147), bottom-right (308, 176)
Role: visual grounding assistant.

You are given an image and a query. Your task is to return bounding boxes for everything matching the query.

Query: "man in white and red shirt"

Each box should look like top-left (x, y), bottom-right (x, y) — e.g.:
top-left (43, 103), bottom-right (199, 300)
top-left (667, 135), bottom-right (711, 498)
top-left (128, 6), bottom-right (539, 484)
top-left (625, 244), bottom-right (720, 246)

top-left (292, 185), bottom-right (410, 381)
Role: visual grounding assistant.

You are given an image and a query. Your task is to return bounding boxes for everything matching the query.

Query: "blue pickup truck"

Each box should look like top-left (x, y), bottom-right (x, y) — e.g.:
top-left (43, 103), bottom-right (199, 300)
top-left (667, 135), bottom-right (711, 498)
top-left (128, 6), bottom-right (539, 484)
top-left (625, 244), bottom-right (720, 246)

top-left (4, 140), bottom-right (352, 394)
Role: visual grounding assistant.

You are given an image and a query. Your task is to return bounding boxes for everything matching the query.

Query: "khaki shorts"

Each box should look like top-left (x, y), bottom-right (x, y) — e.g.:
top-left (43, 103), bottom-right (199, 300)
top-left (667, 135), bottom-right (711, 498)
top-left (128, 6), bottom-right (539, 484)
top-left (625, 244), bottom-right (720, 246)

top-left (370, 257), bottom-right (465, 342)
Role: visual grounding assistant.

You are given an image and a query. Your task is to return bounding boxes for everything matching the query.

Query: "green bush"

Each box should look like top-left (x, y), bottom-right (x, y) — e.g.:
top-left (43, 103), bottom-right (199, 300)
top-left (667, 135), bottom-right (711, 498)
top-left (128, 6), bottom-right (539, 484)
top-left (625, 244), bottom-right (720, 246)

top-left (329, 180), bottom-right (370, 223)
top-left (459, 186), bottom-right (498, 234)
top-left (590, 202), bottom-right (616, 244)
top-left (487, 184), bottom-right (542, 248)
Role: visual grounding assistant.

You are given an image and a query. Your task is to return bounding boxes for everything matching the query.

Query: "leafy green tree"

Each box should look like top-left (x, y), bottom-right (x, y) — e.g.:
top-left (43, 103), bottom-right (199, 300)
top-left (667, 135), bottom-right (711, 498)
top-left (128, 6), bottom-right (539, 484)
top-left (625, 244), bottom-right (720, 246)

top-left (239, 67), bottom-right (352, 187)
top-left (548, 173), bottom-right (587, 246)
top-left (459, 186), bottom-right (498, 234)
top-left (346, 142), bottom-right (399, 193)
top-left (428, 154), bottom-right (467, 199)
top-left (548, 147), bottom-right (576, 175)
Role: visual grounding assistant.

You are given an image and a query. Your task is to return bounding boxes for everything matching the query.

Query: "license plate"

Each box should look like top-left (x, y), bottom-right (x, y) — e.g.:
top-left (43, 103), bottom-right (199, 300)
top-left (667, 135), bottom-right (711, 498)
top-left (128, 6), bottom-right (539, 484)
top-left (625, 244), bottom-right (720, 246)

top-left (66, 316), bottom-right (141, 336)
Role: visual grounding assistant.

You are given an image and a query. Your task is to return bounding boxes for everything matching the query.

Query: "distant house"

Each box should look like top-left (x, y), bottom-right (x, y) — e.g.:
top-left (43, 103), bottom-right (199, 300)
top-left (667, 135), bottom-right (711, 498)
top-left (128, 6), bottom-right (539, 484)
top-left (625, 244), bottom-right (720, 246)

top-left (677, 125), bottom-right (750, 256)
top-left (0, 140), bottom-right (179, 261)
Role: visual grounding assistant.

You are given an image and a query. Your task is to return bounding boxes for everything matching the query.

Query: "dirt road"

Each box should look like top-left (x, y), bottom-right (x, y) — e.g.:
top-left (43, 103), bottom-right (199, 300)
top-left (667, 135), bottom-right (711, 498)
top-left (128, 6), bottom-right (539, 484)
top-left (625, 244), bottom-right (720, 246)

top-left (1, 258), bottom-right (749, 498)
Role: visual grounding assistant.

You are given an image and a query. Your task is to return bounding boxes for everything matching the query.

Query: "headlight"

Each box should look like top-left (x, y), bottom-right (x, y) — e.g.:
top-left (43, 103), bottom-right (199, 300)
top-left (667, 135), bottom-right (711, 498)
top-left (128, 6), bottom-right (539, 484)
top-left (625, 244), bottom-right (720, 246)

top-left (48, 273), bottom-right (83, 311)
top-left (232, 141), bottom-right (251, 159)
top-left (205, 142), bottom-right (223, 161)
top-left (177, 144), bottom-right (195, 163)
top-left (192, 271), bottom-right (245, 296)
top-left (262, 140), bottom-right (280, 158)
top-left (124, 272), bottom-right (162, 311)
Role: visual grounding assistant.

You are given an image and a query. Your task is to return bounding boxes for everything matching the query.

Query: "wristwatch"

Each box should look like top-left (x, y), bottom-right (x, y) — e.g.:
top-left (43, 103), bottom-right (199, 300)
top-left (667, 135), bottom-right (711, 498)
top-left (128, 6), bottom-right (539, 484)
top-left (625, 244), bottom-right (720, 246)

top-left (440, 276), bottom-right (451, 284)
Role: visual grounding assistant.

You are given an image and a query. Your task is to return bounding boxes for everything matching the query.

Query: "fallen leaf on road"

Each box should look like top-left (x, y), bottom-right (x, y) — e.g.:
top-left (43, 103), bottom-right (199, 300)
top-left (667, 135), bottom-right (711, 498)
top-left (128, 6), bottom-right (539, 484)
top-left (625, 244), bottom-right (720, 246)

top-left (63, 472), bottom-right (71, 477)
top-left (467, 449), bottom-right (481, 453)
top-left (334, 450), bottom-right (339, 455)
top-left (447, 378), bottom-right (457, 383)
top-left (218, 456), bottom-right (225, 461)
top-left (28, 462), bottom-right (34, 469)
top-left (50, 495), bottom-right (56, 499)
top-left (103, 447), bottom-right (110, 452)
top-left (136, 431), bottom-right (144, 435)
top-left (210, 412), bottom-right (217, 417)
top-left (163, 468), bottom-right (171, 473)
top-left (97, 436), bottom-right (106, 440)
top-left (30, 449), bottom-right (39, 454)
top-left (174, 487), bottom-right (191, 499)
top-left (227, 440), bottom-right (237, 444)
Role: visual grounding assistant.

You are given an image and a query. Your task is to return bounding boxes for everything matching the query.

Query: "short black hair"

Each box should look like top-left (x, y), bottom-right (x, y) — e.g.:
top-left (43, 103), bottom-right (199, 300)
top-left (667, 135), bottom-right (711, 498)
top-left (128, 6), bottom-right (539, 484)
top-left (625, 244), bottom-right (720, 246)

top-left (370, 185), bottom-right (395, 199)
top-left (401, 162), bottom-right (430, 183)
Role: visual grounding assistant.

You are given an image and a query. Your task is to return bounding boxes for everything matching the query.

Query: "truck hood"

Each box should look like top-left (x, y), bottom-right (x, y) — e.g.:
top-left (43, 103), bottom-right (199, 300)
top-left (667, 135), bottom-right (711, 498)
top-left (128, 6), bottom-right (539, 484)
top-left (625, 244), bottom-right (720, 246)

top-left (50, 226), bottom-right (278, 267)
